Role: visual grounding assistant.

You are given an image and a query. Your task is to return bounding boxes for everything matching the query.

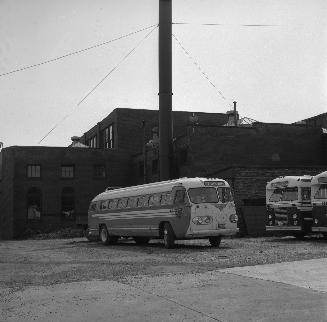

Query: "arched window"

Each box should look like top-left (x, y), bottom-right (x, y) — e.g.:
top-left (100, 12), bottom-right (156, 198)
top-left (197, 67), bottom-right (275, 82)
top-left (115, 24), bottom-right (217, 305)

top-left (27, 187), bottom-right (42, 221)
top-left (61, 187), bottom-right (75, 219)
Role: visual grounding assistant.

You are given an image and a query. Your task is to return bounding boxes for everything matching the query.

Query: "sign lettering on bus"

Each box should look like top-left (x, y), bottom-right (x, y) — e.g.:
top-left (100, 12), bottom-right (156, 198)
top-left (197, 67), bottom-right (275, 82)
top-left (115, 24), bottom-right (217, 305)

top-left (204, 181), bottom-right (225, 187)
top-left (318, 177), bottom-right (327, 183)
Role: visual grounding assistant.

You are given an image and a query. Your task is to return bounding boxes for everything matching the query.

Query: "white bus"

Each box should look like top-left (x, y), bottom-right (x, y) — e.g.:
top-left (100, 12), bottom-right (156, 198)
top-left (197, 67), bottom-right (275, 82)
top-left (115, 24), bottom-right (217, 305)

top-left (311, 171), bottom-right (327, 236)
top-left (265, 176), bottom-right (312, 239)
top-left (86, 177), bottom-right (238, 248)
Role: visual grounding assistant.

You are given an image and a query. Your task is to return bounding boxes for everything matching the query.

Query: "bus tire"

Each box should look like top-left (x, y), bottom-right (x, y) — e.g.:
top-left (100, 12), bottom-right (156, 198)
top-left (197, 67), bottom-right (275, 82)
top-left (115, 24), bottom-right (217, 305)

top-left (163, 223), bottom-right (175, 249)
top-left (209, 236), bottom-right (221, 247)
top-left (134, 237), bottom-right (150, 245)
top-left (99, 225), bottom-right (118, 245)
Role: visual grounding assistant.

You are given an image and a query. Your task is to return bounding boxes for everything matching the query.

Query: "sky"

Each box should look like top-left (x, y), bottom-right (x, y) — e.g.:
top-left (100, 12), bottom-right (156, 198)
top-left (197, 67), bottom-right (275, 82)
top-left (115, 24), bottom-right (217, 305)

top-left (1, 0), bottom-right (326, 147)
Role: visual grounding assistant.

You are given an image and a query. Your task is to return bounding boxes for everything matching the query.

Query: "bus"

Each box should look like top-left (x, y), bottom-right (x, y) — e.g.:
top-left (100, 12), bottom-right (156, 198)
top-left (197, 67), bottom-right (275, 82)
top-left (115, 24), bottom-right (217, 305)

top-left (311, 171), bottom-right (327, 236)
top-left (265, 175), bottom-right (312, 239)
top-left (86, 177), bottom-right (238, 248)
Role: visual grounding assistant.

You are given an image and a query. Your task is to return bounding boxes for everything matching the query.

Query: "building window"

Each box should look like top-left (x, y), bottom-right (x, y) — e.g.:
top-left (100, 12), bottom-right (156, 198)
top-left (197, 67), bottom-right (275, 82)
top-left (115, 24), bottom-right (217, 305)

top-left (94, 165), bottom-right (106, 178)
top-left (89, 135), bottom-right (97, 148)
top-left (104, 125), bottom-right (114, 149)
top-left (61, 165), bottom-right (74, 178)
top-left (27, 187), bottom-right (42, 220)
top-left (27, 165), bottom-right (41, 178)
top-left (61, 187), bottom-right (75, 220)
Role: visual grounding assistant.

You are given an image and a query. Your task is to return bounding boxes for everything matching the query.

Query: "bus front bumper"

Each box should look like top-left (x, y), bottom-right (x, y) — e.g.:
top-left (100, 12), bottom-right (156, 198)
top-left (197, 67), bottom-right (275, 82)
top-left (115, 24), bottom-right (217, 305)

top-left (312, 226), bottom-right (327, 232)
top-left (265, 226), bottom-right (302, 231)
top-left (187, 228), bottom-right (239, 238)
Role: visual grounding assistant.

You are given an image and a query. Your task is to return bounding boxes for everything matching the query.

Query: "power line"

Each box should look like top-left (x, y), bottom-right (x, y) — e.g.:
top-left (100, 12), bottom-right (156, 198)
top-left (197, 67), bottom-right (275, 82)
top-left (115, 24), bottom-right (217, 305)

top-left (173, 22), bottom-right (278, 27)
top-left (38, 25), bottom-right (158, 144)
top-left (172, 33), bottom-right (231, 105)
top-left (77, 25), bottom-right (158, 106)
top-left (1, 24), bottom-right (158, 78)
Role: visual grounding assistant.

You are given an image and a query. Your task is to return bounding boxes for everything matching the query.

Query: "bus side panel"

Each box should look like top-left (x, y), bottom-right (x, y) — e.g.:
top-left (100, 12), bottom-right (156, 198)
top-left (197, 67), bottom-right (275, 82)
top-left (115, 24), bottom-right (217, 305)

top-left (89, 205), bottom-right (191, 238)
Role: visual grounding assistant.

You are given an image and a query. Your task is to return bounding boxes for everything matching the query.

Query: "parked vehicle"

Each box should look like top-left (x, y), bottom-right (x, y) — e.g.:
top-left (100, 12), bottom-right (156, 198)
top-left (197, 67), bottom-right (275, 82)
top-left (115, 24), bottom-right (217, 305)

top-left (265, 176), bottom-right (312, 239)
top-left (86, 177), bottom-right (238, 248)
top-left (311, 171), bottom-right (327, 236)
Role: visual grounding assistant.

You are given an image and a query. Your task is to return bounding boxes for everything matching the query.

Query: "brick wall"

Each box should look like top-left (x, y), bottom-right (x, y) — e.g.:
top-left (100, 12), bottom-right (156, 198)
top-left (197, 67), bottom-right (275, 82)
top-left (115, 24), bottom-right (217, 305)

top-left (0, 146), bottom-right (131, 238)
top-left (0, 149), bottom-right (15, 239)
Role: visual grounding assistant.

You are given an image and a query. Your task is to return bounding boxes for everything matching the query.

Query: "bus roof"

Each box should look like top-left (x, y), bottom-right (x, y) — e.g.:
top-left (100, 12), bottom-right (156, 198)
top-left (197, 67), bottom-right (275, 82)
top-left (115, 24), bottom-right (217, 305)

top-left (92, 177), bottom-right (230, 202)
top-left (266, 175), bottom-right (312, 189)
top-left (311, 170), bottom-right (327, 185)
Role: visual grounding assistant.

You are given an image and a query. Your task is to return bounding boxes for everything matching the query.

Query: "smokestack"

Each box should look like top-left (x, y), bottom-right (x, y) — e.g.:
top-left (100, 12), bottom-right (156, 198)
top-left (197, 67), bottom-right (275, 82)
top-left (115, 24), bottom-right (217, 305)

top-left (233, 101), bottom-right (238, 127)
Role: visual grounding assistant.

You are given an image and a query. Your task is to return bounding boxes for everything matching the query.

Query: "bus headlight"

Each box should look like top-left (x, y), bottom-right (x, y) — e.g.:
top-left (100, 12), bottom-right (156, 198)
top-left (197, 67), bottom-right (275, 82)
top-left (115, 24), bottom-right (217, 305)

top-left (229, 214), bottom-right (238, 223)
top-left (292, 214), bottom-right (298, 219)
top-left (268, 214), bottom-right (272, 219)
top-left (314, 218), bottom-right (319, 225)
top-left (294, 220), bottom-right (298, 226)
top-left (269, 221), bottom-right (273, 226)
top-left (192, 216), bottom-right (212, 225)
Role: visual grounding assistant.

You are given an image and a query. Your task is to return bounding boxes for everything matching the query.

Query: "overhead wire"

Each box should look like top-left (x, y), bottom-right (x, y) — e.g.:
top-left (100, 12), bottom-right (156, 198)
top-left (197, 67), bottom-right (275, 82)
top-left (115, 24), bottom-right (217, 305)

top-left (172, 33), bottom-right (231, 106)
top-left (0, 24), bottom-right (158, 78)
top-left (38, 25), bottom-right (158, 144)
top-left (173, 22), bottom-right (278, 27)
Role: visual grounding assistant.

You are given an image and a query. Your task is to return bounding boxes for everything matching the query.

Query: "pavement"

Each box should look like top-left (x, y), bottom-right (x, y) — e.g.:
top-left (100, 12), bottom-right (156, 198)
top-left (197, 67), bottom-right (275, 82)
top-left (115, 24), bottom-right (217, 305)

top-left (1, 258), bottom-right (327, 322)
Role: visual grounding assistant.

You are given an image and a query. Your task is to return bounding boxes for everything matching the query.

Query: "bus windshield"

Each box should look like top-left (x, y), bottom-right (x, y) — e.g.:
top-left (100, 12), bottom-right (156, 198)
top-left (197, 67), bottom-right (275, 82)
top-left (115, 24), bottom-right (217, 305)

top-left (281, 187), bottom-right (298, 201)
top-left (314, 184), bottom-right (327, 199)
top-left (269, 188), bottom-right (283, 202)
top-left (188, 187), bottom-right (218, 204)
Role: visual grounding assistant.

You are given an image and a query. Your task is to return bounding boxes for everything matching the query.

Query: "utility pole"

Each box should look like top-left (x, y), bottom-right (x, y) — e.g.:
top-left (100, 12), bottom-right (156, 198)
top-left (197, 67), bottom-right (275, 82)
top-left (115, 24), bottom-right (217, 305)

top-left (159, 0), bottom-right (173, 181)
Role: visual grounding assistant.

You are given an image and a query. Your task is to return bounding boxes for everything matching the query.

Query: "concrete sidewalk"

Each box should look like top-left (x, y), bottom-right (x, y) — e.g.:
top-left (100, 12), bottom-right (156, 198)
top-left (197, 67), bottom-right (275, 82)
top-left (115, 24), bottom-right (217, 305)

top-left (1, 259), bottom-right (327, 322)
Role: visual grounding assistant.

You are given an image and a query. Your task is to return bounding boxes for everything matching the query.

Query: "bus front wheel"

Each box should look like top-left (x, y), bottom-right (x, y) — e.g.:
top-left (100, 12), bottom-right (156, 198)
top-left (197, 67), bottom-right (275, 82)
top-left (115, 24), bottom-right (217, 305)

top-left (209, 236), bottom-right (221, 247)
top-left (99, 225), bottom-right (118, 245)
top-left (163, 223), bottom-right (175, 249)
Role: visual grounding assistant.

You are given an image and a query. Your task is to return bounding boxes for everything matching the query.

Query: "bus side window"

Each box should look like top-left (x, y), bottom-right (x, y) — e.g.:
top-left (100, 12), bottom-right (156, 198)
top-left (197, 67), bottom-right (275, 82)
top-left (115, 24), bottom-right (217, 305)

top-left (89, 202), bottom-right (97, 211)
top-left (174, 189), bottom-right (186, 205)
top-left (160, 192), bottom-right (172, 206)
top-left (149, 194), bottom-right (161, 207)
top-left (108, 199), bottom-right (118, 209)
top-left (117, 198), bottom-right (128, 209)
top-left (127, 196), bottom-right (137, 208)
top-left (138, 195), bottom-right (149, 208)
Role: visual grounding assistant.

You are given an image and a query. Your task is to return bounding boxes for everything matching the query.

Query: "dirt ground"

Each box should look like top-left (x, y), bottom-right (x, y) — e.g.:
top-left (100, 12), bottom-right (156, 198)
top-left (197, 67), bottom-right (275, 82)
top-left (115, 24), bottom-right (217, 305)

top-left (1, 236), bottom-right (327, 322)
top-left (0, 235), bottom-right (326, 291)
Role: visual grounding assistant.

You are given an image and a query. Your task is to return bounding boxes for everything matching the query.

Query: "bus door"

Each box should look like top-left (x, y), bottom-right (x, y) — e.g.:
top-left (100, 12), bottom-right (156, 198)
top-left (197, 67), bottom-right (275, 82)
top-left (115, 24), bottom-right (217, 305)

top-left (187, 187), bottom-right (218, 233)
top-left (170, 186), bottom-right (191, 235)
top-left (217, 186), bottom-right (235, 229)
top-left (312, 183), bottom-right (327, 231)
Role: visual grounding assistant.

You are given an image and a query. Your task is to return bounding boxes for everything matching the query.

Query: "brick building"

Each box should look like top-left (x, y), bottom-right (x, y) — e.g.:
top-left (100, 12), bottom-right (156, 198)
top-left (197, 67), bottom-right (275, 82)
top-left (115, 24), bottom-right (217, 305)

top-left (0, 146), bottom-right (130, 239)
top-left (1, 108), bottom-right (326, 239)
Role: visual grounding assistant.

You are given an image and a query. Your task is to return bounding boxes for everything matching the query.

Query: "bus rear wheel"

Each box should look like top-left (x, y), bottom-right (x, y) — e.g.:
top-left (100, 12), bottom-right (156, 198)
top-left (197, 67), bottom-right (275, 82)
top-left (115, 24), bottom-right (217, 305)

top-left (209, 236), bottom-right (221, 247)
top-left (163, 223), bottom-right (175, 249)
top-left (134, 237), bottom-right (150, 245)
top-left (99, 225), bottom-right (118, 245)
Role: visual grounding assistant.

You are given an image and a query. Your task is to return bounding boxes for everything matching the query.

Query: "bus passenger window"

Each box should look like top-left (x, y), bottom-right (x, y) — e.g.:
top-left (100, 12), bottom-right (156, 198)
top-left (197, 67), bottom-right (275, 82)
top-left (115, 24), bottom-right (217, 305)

top-left (149, 194), bottom-right (161, 207)
top-left (118, 198), bottom-right (128, 209)
top-left (100, 200), bottom-right (108, 210)
top-left (138, 195), bottom-right (149, 208)
top-left (108, 199), bottom-right (118, 209)
top-left (160, 192), bottom-right (172, 206)
top-left (127, 197), bottom-right (137, 208)
top-left (89, 202), bottom-right (97, 211)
